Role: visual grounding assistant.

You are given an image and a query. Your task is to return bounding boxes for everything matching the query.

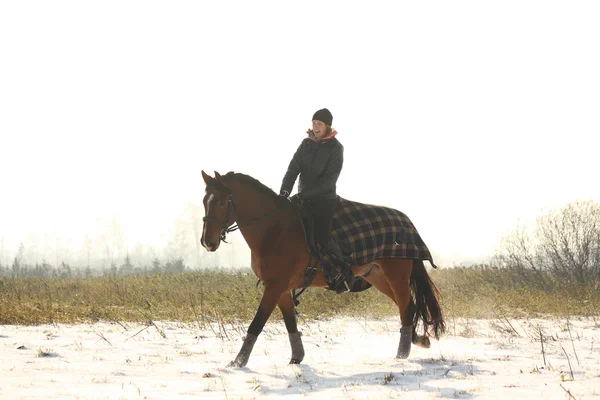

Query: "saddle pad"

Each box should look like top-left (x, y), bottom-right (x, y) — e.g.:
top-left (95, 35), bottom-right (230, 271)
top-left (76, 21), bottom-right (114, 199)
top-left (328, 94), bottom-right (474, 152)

top-left (331, 197), bottom-right (435, 267)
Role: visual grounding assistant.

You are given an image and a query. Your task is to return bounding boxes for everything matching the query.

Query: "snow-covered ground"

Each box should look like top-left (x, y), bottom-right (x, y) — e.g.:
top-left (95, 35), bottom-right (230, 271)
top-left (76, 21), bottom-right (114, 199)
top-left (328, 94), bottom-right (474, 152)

top-left (1, 316), bottom-right (599, 399)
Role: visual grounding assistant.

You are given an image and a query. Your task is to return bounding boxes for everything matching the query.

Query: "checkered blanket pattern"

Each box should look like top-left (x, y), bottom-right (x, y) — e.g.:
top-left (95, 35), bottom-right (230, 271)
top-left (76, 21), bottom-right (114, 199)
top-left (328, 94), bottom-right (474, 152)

top-left (331, 197), bottom-right (436, 267)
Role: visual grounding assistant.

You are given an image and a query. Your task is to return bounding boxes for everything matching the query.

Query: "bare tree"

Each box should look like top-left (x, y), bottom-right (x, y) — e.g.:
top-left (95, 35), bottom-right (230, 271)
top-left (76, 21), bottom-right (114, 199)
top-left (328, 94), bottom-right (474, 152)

top-left (536, 200), bottom-right (600, 284)
top-left (0, 235), bottom-right (5, 268)
top-left (165, 216), bottom-right (193, 264)
top-left (497, 200), bottom-right (600, 285)
top-left (16, 241), bottom-right (25, 264)
top-left (131, 242), bottom-right (147, 267)
top-left (24, 234), bottom-right (40, 266)
top-left (109, 215), bottom-right (126, 263)
top-left (183, 202), bottom-right (204, 268)
top-left (495, 222), bottom-right (549, 290)
top-left (82, 235), bottom-right (93, 269)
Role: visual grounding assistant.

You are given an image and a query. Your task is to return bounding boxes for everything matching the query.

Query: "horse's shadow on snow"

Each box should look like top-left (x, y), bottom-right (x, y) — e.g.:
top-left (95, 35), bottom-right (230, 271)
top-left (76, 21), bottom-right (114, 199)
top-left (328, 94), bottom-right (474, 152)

top-left (235, 358), bottom-right (481, 398)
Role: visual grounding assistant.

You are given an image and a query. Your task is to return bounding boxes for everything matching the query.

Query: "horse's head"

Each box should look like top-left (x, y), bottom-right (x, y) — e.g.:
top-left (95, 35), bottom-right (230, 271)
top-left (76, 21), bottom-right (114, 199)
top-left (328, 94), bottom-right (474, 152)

top-left (201, 170), bottom-right (237, 252)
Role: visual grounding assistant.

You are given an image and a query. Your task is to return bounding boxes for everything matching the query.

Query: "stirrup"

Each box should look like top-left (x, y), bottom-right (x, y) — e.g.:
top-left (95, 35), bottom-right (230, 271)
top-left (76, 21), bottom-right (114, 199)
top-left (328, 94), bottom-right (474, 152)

top-left (328, 270), bottom-right (353, 294)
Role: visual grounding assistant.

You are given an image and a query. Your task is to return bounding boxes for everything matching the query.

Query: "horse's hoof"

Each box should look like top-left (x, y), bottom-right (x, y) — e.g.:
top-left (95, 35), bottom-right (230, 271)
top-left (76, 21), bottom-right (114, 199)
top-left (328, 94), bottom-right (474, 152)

top-left (288, 332), bottom-right (305, 365)
top-left (227, 359), bottom-right (245, 368)
top-left (413, 335), bottom-right (431, 349)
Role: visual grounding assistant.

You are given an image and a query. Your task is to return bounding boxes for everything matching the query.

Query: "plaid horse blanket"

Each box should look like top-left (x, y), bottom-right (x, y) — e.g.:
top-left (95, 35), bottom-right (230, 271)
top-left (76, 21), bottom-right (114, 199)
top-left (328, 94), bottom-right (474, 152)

top-left (331, 197), bottom-right (436, 268)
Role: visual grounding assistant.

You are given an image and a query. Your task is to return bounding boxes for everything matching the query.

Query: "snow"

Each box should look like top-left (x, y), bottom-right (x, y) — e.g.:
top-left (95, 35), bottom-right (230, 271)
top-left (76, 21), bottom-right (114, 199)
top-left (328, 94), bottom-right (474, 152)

top-left (1, 317), bottom-right (599, 399)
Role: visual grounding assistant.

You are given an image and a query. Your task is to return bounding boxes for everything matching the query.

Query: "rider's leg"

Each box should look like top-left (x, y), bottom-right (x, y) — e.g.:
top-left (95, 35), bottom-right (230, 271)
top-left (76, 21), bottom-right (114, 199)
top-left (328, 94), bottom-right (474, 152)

top-left (309, 198), bottom-right (353, 293)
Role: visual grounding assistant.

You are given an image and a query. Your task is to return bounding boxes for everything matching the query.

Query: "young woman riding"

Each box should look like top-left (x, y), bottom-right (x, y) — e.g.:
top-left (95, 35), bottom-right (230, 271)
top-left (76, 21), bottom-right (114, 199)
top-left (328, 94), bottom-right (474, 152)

top-left (279, 108), bottom-right (353, 293)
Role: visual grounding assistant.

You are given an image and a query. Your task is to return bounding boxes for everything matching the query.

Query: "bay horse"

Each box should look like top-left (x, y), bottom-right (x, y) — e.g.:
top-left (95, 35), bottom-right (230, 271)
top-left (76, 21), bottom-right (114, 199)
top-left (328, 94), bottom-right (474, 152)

top-left (201, 170), bottom-right (445, 367)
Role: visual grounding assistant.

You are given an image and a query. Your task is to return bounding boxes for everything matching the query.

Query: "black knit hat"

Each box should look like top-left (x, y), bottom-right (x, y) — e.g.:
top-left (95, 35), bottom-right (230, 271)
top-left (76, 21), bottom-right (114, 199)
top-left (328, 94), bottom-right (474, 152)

top-left (312, 108), bottom-right (333, 126)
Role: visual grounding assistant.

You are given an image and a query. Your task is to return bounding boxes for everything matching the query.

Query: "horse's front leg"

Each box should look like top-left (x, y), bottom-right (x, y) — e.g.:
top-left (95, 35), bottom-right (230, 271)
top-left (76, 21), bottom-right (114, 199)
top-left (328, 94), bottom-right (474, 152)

top-left (227, 283), bottom-right (285, 368)
top-left (278, 290), bottom-right (304, 364)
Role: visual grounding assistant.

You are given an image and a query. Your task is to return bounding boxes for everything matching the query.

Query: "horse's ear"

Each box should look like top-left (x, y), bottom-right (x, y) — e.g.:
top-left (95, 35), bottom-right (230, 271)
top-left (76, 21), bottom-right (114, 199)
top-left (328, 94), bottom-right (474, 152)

top-left (214, 171), bottom-right (222, 180)
top-left (201, 170), bottom-right (213, 185)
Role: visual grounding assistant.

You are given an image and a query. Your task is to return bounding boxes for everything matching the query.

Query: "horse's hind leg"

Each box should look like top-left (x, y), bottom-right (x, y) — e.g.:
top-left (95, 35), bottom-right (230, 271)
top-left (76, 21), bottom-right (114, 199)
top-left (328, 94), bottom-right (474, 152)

top-left (360, 264), bottom-right (398, 305)
top-left (378, 259), bottom-right (414, 359)
top-left (228, 282), bottom-right (285, 368)
top-left (277, 291), bottom-right (304, 364)
top-left (361, 263), bottom-right (413, 358)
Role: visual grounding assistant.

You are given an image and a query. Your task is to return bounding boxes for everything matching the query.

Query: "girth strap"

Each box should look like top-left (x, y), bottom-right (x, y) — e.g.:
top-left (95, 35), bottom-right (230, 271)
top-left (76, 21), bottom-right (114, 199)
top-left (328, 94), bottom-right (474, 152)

top-left (292, 254), bottom-right (319, 306)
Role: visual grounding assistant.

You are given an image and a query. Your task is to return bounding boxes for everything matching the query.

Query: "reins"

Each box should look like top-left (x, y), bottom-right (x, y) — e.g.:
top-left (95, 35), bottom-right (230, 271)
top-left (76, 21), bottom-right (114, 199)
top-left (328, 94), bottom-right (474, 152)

top-left (203, 186), bottom-right (288, 243)
top-left (225, 205), bottom-right (285, 236)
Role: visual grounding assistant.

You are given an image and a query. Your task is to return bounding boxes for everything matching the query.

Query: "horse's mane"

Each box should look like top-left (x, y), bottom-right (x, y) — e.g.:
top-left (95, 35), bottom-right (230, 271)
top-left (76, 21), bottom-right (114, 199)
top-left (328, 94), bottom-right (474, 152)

top-left (222, 172), bottom-right (290, 207)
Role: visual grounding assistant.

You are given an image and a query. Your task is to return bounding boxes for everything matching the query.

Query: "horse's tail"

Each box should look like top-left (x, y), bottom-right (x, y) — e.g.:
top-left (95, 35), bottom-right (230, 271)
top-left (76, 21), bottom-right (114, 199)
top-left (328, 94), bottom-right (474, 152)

top-left (410, 259), bottom-right (446, 339)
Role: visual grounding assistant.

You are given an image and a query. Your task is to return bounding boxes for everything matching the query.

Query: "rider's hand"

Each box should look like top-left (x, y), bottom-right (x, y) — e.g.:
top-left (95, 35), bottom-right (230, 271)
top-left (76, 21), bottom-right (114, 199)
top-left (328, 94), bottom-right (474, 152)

top-left (289, 193), bottom-right (304, 207)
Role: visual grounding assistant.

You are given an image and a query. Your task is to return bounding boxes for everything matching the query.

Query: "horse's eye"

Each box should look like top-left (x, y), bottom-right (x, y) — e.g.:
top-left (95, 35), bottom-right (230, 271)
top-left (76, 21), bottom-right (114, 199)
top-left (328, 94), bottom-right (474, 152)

top-left (218, 200), bottom-right (225, 207)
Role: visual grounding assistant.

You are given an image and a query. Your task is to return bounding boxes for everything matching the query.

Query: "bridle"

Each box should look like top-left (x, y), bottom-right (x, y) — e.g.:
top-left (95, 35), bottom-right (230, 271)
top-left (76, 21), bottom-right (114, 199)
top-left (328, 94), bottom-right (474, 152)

top-left (202, 186), bottom-right (287, 244)
top-left (202, 191), bottom-right (238, 243)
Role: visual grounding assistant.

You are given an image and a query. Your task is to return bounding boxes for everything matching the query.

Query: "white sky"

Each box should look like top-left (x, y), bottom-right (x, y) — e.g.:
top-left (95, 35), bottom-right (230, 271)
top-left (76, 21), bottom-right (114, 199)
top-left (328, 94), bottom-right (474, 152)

top-left (1, 1), bottom-right (599, 265)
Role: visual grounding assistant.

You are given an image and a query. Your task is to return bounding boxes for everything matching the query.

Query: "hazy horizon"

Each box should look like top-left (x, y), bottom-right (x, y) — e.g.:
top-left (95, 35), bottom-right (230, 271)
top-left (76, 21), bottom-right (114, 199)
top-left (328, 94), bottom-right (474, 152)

top-left (0, 198), bottom-right (489, 271)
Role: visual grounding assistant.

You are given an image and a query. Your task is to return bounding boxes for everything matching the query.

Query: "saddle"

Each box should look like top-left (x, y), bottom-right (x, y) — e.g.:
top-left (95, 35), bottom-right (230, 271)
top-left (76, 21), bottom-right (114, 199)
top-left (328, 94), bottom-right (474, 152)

top-left (298, 206), bottom-right (354, 293)
top-left (298, 208), bottom-right (351, 260)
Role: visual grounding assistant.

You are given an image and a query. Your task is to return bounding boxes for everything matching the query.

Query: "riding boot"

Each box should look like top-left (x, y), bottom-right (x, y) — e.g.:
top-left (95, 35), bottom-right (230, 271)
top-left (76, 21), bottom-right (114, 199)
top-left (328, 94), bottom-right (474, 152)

top-left (323, 239), bottom-right (354, 294)
top-left (320, 255), bottom-right (346, 294)
top-left (325, 238), bottom-right (350, 265)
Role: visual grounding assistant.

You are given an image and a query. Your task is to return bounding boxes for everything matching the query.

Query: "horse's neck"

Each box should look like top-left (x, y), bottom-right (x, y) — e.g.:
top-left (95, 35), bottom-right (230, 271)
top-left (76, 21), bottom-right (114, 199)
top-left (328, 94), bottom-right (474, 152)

top-left (229, 182), bottom-right (272, 221)
top-left (228, 181), bottom-right (290, 251)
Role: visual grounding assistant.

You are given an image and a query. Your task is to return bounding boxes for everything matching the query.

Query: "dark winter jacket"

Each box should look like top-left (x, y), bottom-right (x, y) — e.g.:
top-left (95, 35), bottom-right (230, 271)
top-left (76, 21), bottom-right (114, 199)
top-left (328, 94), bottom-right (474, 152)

top-left (280, 130), bottom-right (344, 200)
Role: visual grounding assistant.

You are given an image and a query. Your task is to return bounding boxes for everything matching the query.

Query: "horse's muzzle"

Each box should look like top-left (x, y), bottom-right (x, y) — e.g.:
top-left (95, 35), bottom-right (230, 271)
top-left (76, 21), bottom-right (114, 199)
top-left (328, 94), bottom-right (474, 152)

top-left (202, 239), bottom-right (219, 252)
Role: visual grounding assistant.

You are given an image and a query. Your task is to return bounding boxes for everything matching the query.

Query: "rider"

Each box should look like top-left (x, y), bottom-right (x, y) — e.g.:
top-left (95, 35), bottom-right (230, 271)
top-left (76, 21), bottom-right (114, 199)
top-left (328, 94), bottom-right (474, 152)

top-left (279, 108), bottom-right (353, 293)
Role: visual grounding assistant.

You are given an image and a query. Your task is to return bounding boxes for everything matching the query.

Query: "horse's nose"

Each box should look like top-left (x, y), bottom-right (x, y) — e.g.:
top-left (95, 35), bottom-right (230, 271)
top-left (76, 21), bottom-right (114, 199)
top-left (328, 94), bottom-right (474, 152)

top-left (204, 239), bottom-right (217, 252)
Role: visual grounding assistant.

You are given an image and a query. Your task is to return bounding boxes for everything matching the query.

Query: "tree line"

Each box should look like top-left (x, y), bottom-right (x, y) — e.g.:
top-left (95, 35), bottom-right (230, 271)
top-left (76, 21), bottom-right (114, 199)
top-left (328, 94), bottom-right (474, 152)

top-left (0, 202), bottom-right (247, 278)
top-left (493, 199), bottom-right (600, 287)
top-left (0, 255), bottom-right (189, 279)
top-left (2, 200), bottom-right (598, 285)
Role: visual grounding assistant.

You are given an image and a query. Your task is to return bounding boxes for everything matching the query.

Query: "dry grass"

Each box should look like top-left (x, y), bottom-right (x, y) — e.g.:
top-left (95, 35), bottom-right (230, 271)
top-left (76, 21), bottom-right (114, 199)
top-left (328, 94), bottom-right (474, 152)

top-left (1, 266), bottom-right (598, 326)
top-left (431, 266), bottom-right (600, 319)
top-left (0, 269), bottom-right (395, 325)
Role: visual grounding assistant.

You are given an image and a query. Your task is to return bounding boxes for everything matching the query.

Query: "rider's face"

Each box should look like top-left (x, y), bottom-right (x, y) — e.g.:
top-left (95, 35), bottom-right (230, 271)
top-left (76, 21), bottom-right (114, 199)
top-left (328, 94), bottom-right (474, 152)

top-left (312, 120), bottom-right (328, 140)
